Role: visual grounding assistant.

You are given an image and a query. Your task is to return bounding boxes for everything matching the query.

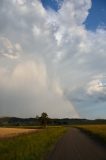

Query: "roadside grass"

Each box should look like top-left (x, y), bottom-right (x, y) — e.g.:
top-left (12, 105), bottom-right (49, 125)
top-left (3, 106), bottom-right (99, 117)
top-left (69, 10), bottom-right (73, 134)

top-left (0, 126), bottom-right (68, 160)
top-left (76, 124), bottom-right (106, 144)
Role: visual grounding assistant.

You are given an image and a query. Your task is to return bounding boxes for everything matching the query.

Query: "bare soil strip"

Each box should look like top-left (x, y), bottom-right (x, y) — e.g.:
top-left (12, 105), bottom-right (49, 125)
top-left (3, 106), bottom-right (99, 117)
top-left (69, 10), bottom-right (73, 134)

top-left (47, 128), bottom-right (106, 160)
top-left (0, 128), bottom-right (37, 138)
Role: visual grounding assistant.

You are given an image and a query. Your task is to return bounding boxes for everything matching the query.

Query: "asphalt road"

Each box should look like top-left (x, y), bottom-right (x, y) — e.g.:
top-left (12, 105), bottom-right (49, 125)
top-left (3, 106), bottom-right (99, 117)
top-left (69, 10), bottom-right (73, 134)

top-left (47, 128), bottom-right (106, 160)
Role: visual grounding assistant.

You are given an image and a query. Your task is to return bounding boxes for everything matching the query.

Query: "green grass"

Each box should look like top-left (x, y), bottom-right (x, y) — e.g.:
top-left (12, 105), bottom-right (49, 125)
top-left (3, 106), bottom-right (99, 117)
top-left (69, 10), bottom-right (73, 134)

top-left (77, 124), bottom-right (106, 143)
top-left (0, 126), bottom-right (68, 160)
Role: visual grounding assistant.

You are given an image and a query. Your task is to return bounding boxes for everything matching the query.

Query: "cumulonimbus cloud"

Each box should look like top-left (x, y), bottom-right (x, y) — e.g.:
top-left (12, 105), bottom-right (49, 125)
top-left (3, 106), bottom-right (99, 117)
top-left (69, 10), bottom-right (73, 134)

top-left (0, 0), bottom-right (106, 118)
top-left (0, 60), bottom-right (79, 118)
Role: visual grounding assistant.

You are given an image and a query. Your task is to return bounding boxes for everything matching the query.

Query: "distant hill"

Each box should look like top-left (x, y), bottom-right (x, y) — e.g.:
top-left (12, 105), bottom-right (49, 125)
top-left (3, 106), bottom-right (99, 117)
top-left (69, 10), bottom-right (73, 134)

top-left (0, 117), bottom-right (106, 126)
top-left (0, 117), bottom-right (38, 126)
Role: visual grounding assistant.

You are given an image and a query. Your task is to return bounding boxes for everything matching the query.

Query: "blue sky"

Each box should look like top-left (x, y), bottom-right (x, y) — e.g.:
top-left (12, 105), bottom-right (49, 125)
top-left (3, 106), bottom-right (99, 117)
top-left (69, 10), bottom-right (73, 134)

top-left (41, 0), bottom-right (106, 31)
top-left (85, 0), bottom-right (106, 30)
top-left (41, 0), bottom-right (64, 11)
top-left (0, 0), bottom-right (106, 119)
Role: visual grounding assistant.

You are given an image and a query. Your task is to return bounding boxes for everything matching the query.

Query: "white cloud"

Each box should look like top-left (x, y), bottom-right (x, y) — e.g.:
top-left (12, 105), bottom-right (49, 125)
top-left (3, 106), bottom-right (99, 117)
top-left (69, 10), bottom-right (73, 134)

top-left (86, 80), bottom-right (103, 95)
top-left (0, 0), bottom-right (106, 118)
top-left (33, 25), bottom-right (41, 36)
top-left (0, 37), bottom-right (21, 59)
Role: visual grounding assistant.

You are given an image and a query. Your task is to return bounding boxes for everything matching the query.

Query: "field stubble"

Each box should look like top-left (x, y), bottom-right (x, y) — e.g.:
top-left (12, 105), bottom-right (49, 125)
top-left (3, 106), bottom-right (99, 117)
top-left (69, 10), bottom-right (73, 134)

top-left (0, 128), bottom-right (37, 138)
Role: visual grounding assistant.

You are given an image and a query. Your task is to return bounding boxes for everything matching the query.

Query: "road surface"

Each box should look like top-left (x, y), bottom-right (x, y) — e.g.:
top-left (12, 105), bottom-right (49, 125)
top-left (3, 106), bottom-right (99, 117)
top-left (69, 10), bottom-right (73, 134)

top-left (47, 128), bottom-right (106, 160)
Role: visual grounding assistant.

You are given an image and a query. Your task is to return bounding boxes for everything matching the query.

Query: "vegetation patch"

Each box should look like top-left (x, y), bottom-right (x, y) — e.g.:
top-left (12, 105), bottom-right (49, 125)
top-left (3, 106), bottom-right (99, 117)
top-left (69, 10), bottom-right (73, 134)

top-left (0, 128), bottom-right (38, 138)
top-left (76, 124), bottom-right (106, 146)
top-left (0, 127), bottom-right (68, 160)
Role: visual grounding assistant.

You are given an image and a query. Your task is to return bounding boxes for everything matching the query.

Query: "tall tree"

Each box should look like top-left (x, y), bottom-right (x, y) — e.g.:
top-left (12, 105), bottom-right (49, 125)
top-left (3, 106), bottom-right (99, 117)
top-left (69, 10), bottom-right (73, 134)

top-left (40, 112), bottom-right (48, 128)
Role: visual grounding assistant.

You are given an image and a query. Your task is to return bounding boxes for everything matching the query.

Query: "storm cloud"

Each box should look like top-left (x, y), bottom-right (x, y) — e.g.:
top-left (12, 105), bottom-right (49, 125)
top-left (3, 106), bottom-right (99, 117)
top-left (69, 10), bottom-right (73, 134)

top-left (0, 0), bottom-right (106, 119)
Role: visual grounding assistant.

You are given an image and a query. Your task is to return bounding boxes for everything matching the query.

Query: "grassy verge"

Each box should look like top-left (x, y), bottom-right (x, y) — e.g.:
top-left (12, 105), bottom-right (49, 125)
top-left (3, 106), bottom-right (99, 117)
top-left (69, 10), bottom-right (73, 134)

top-left (0, 126), bottom-right (68, 160)
top-left (76, 124), bottom-right (106, 145)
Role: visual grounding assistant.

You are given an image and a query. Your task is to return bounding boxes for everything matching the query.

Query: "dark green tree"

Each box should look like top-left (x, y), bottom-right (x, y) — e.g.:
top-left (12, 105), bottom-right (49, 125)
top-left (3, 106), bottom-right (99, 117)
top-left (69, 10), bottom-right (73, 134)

top-left (40, 112), bottom-right (48, 128)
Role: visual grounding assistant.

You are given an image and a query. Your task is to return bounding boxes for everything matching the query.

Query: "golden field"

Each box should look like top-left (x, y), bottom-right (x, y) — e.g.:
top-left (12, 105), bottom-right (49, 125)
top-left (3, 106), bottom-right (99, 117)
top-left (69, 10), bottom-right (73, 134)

top-left (77, 124), bottom-right (106, 142)
top-left (0, 127), bottom-right (37, 138)
top-left (0, 127), bottom-right (68, 160)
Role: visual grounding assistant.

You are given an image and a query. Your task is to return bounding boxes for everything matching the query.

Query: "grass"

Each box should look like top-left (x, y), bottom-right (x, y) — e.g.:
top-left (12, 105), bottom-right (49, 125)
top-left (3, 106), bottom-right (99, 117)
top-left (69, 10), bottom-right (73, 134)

top-left (77, 124), bottom-right (106, 144)
top-left (0, 126), bottom-right (68, 160)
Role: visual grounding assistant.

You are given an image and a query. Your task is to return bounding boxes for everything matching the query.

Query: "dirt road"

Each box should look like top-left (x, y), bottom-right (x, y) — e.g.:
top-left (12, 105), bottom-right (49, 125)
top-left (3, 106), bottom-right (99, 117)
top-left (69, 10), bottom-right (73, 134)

top-left (47, 128), bottom-right (106, 160)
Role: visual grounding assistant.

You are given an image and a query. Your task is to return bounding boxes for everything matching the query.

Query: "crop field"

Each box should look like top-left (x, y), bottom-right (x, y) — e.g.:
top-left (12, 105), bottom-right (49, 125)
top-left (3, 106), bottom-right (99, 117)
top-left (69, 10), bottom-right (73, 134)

top-left (0, 128), bottom-right (37, 138)
top-left (77, 124), bottom-right (106, 143)
top-left (0, 127), bottom-right (68, 160)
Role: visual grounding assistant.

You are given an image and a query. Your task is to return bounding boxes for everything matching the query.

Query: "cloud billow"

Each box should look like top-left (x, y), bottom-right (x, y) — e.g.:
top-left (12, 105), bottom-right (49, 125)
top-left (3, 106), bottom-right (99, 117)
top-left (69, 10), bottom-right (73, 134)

top-left (0, 0), bottom-right (106, 119)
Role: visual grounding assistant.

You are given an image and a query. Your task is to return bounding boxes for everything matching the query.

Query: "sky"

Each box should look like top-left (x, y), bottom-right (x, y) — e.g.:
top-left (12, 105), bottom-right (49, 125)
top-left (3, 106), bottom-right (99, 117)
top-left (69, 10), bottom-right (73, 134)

top-left (0, 0), bottom-right (106, 119)
top-left (85, 0), bottom-right (106, 30)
